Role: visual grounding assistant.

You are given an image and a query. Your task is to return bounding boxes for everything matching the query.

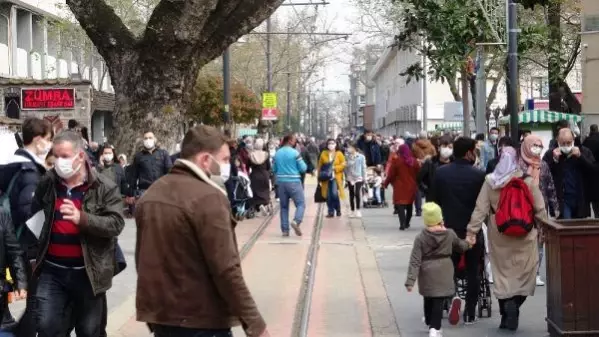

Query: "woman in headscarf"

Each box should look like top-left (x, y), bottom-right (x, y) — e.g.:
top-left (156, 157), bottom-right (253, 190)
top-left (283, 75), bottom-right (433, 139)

top-left (466, 147), bottom-right (547, 331)
top-left (248, 138), bottom-right (272, 215)
top-left (519, 134), bottom-right (558, 286)
top-left (384, 144), bottom-right (421, 230)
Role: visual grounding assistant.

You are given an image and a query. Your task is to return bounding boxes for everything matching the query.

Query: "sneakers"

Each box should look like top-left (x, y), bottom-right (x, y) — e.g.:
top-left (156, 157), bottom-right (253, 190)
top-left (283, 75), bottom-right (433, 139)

top-left (463, 316), bottom-right (478, 325)
top-left (290, 220), bottom-right (302, 236)
top-left (428, 328), bottom-right (442, 337)
top-left (282, 232), bottom-right (290, 237)
top-left (259, 205), bottom-right (268, 216)
top-left (349, 211), bottom-right (355, 218)
top-left (536, 275), bottom-right (545, 286)
top-left (355, 210), bottom-right (362, 218)
top-left (447, 296), bottom-right (462, 325)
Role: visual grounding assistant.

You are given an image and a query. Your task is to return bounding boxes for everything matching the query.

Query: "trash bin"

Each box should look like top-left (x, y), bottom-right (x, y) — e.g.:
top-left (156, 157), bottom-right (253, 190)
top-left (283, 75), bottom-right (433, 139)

top-left (539, 218), bottom-right (599, 336)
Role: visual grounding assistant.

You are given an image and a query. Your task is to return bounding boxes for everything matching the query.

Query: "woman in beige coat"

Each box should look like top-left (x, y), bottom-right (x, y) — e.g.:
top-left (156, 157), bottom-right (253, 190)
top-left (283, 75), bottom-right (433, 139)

top-left (466, 146), bottom-right (547, 331)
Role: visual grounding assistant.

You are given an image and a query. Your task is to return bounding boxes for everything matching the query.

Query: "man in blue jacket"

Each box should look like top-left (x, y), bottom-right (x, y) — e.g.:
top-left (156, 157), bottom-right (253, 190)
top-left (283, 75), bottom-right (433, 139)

top-left (273, 134), bottom-right (307, 237)
top-left (0, 117), bottom-right (53, 333)
top-left (356, 130), bottom-right (382, 167)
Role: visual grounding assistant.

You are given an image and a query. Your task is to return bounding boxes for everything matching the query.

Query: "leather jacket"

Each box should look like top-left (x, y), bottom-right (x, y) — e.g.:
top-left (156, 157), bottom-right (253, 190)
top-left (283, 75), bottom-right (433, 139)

top-left (0, 211), bottom-right (27, 291)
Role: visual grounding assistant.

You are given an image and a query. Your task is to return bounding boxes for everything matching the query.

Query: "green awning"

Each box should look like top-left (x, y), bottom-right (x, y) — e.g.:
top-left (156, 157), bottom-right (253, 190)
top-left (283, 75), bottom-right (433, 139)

top-left (435, 122), bottom-right (473, 131)
top-left (499, 110), bottom-right (583, 125)
top-left (238, 128), bottom-right (258, 137)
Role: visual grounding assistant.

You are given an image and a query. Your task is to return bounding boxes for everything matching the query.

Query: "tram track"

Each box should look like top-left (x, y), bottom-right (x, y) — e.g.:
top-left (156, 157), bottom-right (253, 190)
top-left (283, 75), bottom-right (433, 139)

top-left (239, 205), bottom-right (279, 260)
top-left (291, 203), bottom-right (325, 337)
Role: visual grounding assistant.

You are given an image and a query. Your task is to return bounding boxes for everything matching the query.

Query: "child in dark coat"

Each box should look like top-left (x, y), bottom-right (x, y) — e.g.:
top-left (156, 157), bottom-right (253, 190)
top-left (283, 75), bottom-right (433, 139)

top-left (405, 202), bottom-right (471, 337)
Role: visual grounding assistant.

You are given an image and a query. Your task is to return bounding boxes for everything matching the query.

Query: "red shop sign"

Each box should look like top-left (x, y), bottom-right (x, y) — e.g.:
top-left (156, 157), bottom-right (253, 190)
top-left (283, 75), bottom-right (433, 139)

top-left (21, 88), bottom-right (76, 110)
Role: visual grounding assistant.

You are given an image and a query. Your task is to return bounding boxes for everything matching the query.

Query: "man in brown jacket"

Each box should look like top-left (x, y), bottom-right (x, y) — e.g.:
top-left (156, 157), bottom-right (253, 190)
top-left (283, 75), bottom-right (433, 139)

top-left (135, 125), bottom-right (268, 337)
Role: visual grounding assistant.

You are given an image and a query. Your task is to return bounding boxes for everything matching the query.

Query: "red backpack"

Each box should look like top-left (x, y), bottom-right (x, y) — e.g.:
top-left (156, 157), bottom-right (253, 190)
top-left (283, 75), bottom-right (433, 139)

top-left (495, 177), bottom-right (535, 237)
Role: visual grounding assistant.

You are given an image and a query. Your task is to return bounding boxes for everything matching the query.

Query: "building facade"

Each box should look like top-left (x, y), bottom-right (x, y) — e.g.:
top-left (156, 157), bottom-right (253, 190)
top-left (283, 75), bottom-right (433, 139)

top-left (0, 0), bottom-right (115, 143)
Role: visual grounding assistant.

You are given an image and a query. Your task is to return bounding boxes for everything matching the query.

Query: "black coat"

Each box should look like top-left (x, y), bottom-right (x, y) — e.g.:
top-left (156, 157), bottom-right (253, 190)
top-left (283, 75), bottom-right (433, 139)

top-left (582, 133), bottom-right (599, 202)
top-left (0, 149), bottom-right (46, 259)
top-left (128, 148), bottom-right (173, 194)
top-left (543, 145), bottom-right (596, 218)
top-left (417, 156), bottom-right (452, 202)
top-left (430, 159), bottom-right (486, 238)
top-left (97, 163), bottom-right (129, 196)
top-left (0, 212), bottom-right (27, 291)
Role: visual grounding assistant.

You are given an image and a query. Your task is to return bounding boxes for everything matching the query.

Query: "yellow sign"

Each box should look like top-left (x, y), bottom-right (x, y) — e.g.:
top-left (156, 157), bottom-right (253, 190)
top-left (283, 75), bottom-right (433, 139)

top-left (262, 92), bottom-right (277, 108)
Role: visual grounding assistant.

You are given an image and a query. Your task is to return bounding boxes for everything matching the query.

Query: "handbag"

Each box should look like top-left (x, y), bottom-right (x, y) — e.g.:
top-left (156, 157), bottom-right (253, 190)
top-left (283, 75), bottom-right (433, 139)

top-left (314, 184), bottom-right (326, 203)
top-left (318, 162), bottom-right (333, 182)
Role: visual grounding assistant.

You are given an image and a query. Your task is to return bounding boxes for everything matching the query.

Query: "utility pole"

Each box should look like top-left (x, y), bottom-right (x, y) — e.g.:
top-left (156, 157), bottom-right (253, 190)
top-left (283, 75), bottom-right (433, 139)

top-left (307, 91), bottom-right (311, 134)
top-left (286, 26), bottom-right (292, 131)
top-left (422, 53), bottom-right (428, 133)
top-left (222, 47), bottom-right (231, 127)
top-left (475, 46), bottom-right (487, 134)
top-left (508, 0), bottom-right (519, 143)
top-left (266, 17), bottom-right (273, 92)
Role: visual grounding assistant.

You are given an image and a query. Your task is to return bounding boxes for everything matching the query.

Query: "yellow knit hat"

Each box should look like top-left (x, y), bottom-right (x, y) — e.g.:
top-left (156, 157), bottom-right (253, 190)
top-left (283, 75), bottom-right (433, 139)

top-left (422, 202), bottom-right (443, 227)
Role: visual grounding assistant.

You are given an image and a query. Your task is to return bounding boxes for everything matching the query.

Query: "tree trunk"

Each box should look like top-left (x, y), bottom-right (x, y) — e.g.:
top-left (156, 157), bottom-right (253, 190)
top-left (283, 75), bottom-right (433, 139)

top-left (448, 75), bottom-right (461, 101)
top-left (66, 0), bottom-right (285, 153)
top-left (461, 69), bottom-right (470, 136)
top-left (548, 0), bottom-right (562, 112)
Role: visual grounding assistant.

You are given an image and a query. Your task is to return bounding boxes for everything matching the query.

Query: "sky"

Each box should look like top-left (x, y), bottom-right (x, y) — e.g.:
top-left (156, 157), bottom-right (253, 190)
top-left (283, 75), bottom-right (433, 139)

top-left (23, 0), bottom-right (359, 92)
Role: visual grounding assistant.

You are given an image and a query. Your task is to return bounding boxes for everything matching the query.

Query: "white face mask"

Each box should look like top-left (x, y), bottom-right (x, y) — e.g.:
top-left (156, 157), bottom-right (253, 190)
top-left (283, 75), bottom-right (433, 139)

top-left (489, 134), bottom-right (499, 142)
top-left (103, 154), bottom-right (114, 162)
top-left (328, 144), bottom-right (336, 151)
top-left (36, 139), bottom-right (52, 158)
top-left (530, 147), bottom-right (543, 156)
top-left (143, 139), bottom-right (155, 149)
top-left (55, 155), bottom-right (81, 180)
top-left (560, 145), bottom-right (573, 154)
top-left (209, 155), bottom-right (231, 182)
top-left (365, 136), bottom-right (373, 142)
top-left (440, 147), bottom-right (453, 159)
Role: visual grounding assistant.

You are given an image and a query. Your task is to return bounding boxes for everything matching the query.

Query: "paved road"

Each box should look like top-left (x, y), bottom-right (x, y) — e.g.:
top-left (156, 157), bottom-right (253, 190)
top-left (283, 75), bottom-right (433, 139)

top-left (360, 197), bottom-right (550, 337)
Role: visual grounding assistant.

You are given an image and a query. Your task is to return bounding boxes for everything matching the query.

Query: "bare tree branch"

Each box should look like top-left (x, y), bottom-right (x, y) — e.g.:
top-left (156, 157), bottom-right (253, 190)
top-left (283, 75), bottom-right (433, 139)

top-left (66, 0), bottom-right (136, 68)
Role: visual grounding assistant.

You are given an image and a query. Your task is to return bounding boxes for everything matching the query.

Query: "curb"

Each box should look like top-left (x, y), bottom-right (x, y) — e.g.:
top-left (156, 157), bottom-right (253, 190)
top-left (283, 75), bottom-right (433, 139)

top-left (349, 213), bottom-right (402, 337)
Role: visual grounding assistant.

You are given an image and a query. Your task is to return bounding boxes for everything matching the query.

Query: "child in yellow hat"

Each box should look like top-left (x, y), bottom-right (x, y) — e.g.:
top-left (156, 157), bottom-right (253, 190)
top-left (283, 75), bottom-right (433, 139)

top-left (405, 202), bottom-right (471, 337)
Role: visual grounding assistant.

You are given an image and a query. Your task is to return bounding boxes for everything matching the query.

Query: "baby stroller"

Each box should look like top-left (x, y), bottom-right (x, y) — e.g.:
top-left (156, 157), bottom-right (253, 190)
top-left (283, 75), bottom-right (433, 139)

top-left (446, 236), bottom-right (493, 319)
top-left (362, 167), bottom-right (388, 208)
top-left (229, 174), bottom-right (255, 221)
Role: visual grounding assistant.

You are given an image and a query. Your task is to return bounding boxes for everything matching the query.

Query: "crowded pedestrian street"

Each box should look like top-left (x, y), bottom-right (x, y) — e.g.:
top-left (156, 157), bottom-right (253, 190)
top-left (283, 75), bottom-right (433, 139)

top-left (4, 179), bottom-right (550, 337)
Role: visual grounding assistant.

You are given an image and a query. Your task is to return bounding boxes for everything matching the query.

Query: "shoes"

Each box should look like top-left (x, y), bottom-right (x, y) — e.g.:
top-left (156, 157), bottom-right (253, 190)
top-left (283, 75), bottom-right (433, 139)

top-left (282, 232), bottom-right (290, 237)
top-left (536, 275), bottom-right (545, 286)
top-left (336, 210), bottom-right (342, 217)
top-left (349, 211), bottom-right (355, 218)
top-left (259, 205), bottom-right (268, 216)
top-left (463, 316), bottom-right (478, 325)
top-left (326, 214), bottom-right (334, 218)
top-left (447, 296), bottom-right (462, 325)
top-left (428, 328), bottom-right (442, 337)
top-left (355, 210), bottom-right (362, 218)
top-left (290, 220), bottom-right (302, 236)
top-left (399, 226), bottom-right (405, 231)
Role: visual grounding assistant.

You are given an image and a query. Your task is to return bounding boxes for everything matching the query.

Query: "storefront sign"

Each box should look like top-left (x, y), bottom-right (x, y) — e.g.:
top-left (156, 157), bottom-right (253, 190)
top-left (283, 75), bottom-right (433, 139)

top-left (262, 92), bottom-right (277, 109)
top-left (262, 108), bottom-right (278, 121)
top-left (21, 88), bottom-right (75, 110)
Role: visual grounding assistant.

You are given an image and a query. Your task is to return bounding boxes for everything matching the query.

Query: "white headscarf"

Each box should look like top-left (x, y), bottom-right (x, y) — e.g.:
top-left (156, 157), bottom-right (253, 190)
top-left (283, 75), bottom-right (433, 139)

top-left (487, 146), bottom-right (519, 189)
top-left (254, 138), bottom-right (264, 150)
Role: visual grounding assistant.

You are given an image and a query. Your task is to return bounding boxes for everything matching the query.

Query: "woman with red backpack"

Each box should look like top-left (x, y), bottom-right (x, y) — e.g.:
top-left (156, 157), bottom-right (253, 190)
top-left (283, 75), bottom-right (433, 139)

top-left (465, 146), bottom-right (547, 331)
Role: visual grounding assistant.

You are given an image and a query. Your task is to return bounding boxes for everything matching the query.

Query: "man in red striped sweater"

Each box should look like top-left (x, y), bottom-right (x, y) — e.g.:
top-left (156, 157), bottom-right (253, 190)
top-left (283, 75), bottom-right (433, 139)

top-left (31, 130), bottom-right (125, 337)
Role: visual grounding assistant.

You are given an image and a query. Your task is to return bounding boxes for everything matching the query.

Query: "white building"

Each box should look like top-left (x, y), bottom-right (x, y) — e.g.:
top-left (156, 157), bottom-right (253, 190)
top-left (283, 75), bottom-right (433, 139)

top-left (0, 0), bottom-right (115, 143)
top-left (369, 45), bottom-right (583, 136)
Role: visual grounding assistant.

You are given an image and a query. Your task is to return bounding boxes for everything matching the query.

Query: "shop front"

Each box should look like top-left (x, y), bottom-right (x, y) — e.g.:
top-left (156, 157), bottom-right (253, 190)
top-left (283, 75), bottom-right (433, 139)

top-left (0, 78), bottom-right (93, 135)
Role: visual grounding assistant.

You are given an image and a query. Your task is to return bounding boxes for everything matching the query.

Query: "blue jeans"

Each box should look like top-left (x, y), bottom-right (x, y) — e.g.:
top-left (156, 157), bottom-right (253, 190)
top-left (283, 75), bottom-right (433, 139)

top-left (278, 182), bottom-right (306, 233)
top-left (153, 325), bottom-right (232, 337)
top-left (373, 187), bottom-right (382, 204)
top-left (326, 180), bottom-right (340, 215)
top-left (36, 264), bottom-right (105, 337)
top-left (414, 189), bottom-right (422, 214)
top-left (562, 199), bottom-right (578, 219)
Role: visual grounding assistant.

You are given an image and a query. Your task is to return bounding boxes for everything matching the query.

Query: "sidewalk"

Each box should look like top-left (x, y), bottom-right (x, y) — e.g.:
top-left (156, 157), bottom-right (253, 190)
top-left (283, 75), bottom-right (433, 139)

top-left (360, 203), bottom-right (550, 337)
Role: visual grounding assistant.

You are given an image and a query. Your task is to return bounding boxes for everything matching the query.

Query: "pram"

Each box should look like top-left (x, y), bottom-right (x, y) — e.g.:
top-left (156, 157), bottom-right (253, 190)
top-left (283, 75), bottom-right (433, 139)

top-left (362, 167), bottom-right (388, 208)
top-left (445, 231), bottom-right (493, 319)
top-left (229, 174), bottom-right (255, 221)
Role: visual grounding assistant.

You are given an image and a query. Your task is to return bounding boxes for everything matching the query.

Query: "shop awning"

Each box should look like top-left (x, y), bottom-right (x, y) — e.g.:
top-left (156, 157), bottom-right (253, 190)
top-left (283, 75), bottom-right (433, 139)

top-left (499, 110), bottom-right (583, 125)
top-left (238, 128), bottom-right (258, 137)
top-left (435, 122), bottom-right (472, 131)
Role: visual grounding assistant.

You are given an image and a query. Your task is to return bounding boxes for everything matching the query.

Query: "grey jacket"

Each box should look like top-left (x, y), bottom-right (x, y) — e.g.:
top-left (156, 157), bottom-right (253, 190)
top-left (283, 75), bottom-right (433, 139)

top-left (405, 228), bottom-right (469, 297)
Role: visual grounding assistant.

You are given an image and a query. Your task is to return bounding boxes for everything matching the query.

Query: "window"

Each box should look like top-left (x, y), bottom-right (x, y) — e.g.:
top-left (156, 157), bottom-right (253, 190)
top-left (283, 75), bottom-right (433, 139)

top-left (532, 77), bottom-right (549, 99)
top-left (359, 95), bottom-right (366, 106)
